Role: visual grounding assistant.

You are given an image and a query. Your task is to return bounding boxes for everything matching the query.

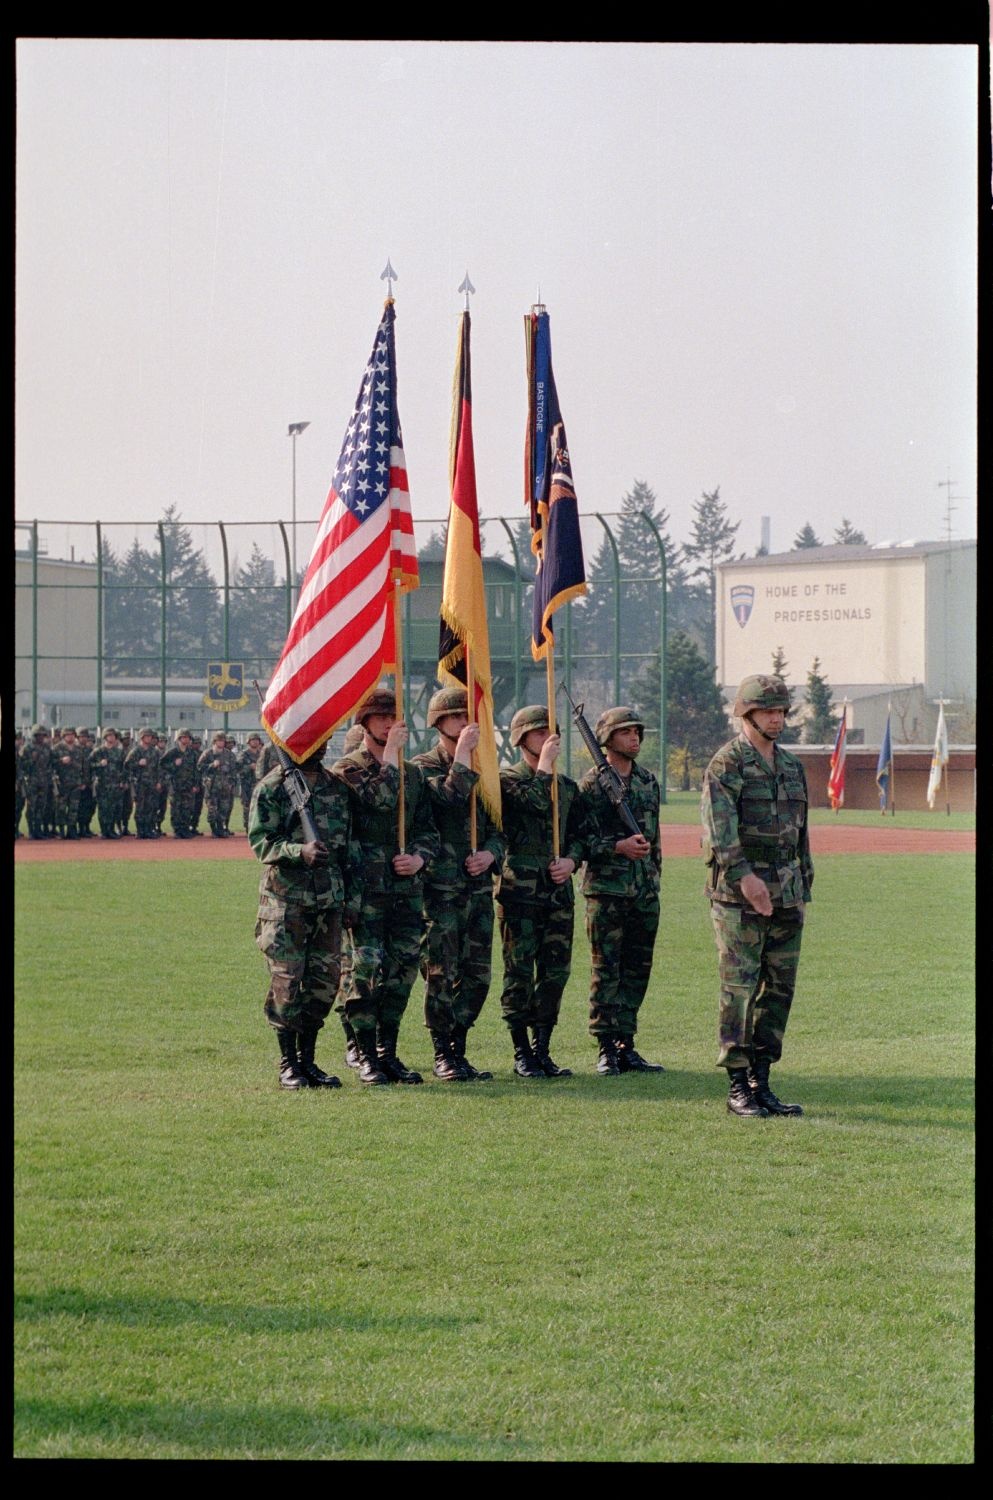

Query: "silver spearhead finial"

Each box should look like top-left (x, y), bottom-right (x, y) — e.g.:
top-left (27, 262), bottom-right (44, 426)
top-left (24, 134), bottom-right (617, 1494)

top-left (458, 271), bottom-right (475, 311)
top-left (380, 259), bottom-right (398, 299)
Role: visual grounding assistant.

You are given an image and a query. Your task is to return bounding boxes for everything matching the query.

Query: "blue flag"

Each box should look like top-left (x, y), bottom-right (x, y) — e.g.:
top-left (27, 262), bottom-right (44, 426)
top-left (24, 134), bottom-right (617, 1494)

top-left (875, 712), bottom-right (893, 812)
top-left (525, 308), bottom-right (587, 661)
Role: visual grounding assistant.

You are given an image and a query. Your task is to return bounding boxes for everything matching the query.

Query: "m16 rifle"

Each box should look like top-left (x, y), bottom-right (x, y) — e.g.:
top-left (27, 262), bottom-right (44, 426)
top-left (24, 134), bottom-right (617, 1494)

top-left (558, 682), bottom-right (643, 839)
top-left (253, 681), bottom-right (320, 844)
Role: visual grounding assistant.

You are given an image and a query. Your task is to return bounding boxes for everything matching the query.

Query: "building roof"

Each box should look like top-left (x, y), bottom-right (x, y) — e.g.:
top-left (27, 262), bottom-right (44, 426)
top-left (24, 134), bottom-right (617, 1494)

top-left (719, 540), bottom-right (975, 571)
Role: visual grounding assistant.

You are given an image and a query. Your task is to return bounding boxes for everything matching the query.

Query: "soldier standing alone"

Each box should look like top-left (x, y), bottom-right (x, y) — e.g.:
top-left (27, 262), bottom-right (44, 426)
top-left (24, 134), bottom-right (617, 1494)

top-left (578, 706), bottom-right (665, 1076)
top-left (701, 674), bottom-right (811, 1118)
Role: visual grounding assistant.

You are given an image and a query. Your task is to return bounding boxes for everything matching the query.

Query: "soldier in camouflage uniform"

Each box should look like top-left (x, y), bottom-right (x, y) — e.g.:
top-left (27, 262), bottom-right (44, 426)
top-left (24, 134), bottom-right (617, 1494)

top-left (332, 722), bottom-right (367, 1073)
top-left (14, 730), bottom-right (25, 837)
top-left (413, 687), bottom-right (504, 1082)
top-left (118, 732), bottom-right (134, 834)
top-left (238, 734), bottom-right (264, 832)
top-left (159, 729), bottom-right (200, 838)
top-left (254, 738), bottom-right (282, 783)
top-left (52, 725), bottom-right (87, 839)
top-left (91, 728), bottom-right (127, 838)
top-left (126, 727), bottom-right (164, 839)
top-left (497, 705), bottom-right (588, 1080)
top-left (250, 745), bottom-right (360, 1091)
top-left (332, 688), bottom-right (439, 1085)
top-left (701, 674), bottom-right (811, 1119)
top-left (578, 707), bottom-right (665, 1076)
top-left (76, 728), bottom-right (96, 836)
top-left (20, 726), bottom-right (53, 839)
top-left (155, 734), bottom-right (171, 833)
top-left (199, 731), bottom-right (238, 837)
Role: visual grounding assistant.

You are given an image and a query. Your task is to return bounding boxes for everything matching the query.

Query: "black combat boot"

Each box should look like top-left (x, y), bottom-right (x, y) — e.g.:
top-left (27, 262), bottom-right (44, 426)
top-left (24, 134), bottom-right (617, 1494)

top-left (297, 1026), bottom-right (342, 1088)
top-left (376, 1023), bottom-right (423, 1084)
top-left (727, 1067), bottom-right (769, 1118)
top-left (616, 1035), bottom-right (665, 1073)
top-left (532, 1024), bottom-right (572, 1078)
top-left (341, 1017), bottom-right (361, 1071)
top-left (510, 1025), bottom-right (545, 1079)
top-left (431, 1030), bottom-right (468, 1081)
top-left (596, 1036), bottom-right (622, 1076)
top-left (452, 1022), bottom-right (493, 1081)
top-left (353, 1027), bottom-right (389, 1085)
top-left (748, 1057), bottom-right (804, 1117)
top-left (276, 1028), bottom-right (310, 1090)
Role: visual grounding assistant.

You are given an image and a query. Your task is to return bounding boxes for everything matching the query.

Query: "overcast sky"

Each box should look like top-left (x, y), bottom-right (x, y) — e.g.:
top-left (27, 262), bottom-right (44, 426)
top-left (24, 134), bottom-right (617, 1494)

top-left (16, 39), bottom-right (978, 573)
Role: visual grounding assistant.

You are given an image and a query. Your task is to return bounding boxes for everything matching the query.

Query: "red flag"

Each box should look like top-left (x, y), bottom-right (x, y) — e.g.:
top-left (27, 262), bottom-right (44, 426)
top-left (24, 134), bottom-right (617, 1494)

top-left (262, 302), bottom-right (418, 763)
top-left (827, 712), bottom-right (847, 810)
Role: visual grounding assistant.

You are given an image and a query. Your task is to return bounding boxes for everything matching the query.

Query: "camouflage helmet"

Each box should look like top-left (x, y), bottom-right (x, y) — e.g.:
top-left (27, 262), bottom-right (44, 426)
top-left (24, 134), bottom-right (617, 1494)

top-left (427, 686), bottom-right (468, 729)
top-left (176, 728), bottom-right (192, 741)
top-left (510, 704), bottom-right (550, 748)
top-left (30, 724), bottom-right (48, 737)
top-left (354, 687), bottom-right (397, 725)
top-left (342, 723), bottom-right (365, 753)
top-left (247, 732), bottom-right (263, 746)
top-left (76, 726), bottom-right (91, 738)
top-left (211, 730), bottom-right (227, 743)
top-left (594, 706), bottom-right (645, 747)
top-left (139, 726), bottom-right (156, 740)
top-left (733, 674), bottom-right (792, 719)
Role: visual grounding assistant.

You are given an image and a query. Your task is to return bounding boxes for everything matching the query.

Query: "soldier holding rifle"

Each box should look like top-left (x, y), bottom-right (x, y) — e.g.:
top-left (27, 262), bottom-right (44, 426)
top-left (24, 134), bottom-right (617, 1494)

top-left (573, 701), bottom-right (665, 1077)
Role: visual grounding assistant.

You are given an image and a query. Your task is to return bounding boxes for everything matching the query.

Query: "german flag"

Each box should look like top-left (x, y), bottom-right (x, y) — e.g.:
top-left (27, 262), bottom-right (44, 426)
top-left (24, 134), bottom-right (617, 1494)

top-left (437, 310), bottom-right (501, 826)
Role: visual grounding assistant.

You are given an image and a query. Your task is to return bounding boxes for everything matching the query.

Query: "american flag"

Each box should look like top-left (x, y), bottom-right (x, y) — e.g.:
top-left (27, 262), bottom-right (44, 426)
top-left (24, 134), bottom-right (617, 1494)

top-left (262, 302), bottom-right (418, 763)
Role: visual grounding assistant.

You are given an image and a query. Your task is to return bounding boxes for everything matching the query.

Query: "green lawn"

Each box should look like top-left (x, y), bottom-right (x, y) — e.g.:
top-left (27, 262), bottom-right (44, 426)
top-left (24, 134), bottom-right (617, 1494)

top-left (15, 853), bottom-right (974, 1461)
top-left (657, 787), bottom-right (974, 831)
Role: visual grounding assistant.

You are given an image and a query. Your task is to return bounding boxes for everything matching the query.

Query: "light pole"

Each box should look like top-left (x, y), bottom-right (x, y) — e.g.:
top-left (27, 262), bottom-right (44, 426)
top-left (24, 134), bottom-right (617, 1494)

top-left (288, 421), bottom-right (311, 600)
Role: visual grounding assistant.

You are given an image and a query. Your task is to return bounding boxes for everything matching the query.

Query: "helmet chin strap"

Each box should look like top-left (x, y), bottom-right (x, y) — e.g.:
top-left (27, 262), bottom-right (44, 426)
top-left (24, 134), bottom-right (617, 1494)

top-left (438, 728), bottom-right (461, 747)
top-left (747, 713), bottom-right (779, 743)
top-left (364, 727), bottom-right (389, 748)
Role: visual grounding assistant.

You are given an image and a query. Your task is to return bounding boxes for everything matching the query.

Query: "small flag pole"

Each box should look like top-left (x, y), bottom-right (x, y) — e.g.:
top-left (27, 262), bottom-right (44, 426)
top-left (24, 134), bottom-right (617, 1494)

top-left (457, 273), bottom-right (479, 855)
top-left (541, 510), bottom-right (561, 861)
top-left (394, 576), bottom-right (406, 854)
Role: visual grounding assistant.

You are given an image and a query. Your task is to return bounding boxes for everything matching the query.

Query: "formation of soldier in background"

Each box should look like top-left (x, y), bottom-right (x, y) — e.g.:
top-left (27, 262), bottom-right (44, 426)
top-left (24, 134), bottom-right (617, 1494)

top-left (16, 725), bottom-right (268, 842)
top-left (17, 672), bottom-right (811, 1114)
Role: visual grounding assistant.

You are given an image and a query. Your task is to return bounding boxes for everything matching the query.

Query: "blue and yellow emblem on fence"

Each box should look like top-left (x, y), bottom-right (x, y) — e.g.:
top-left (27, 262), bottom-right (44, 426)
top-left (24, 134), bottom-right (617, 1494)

top-left (203, 662), bottom-right (249, 712)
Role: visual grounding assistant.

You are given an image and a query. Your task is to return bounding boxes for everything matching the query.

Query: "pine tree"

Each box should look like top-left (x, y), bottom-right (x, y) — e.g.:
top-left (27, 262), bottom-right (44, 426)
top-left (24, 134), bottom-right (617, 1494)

top-left (631, 630), bottom-right (730, 790)
top-left (159, 505), bottom-right (221, 675)
top-left (228, 542), bottom-right (288, 681)
top-left (834, 517), bottom-right (868, 545)
top-left (793, 522), bottom-right (822, 549)
top-left (802, 657), bottom-right (838, 742)
top-left (104, 534), bottom-right (160, 677)
top-left (577, 479), bottom-right (694, 693)
top-left (681, 486), bottom-right (740, 664)
top-left (418, 528), bottom-right (448, 562)
top-left (769, 647), bottom-right (801, 742)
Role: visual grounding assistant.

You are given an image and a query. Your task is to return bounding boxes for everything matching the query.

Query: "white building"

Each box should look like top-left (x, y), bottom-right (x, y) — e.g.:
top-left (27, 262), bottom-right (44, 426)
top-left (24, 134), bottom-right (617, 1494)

top-left (716, 540), bottom-right (975, 744)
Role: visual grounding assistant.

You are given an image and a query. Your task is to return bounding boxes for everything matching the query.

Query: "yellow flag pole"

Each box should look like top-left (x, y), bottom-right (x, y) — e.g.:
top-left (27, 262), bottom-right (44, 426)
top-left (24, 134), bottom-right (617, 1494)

top-left (394, 578), bottom-right (406, 854)
top-left (465, 640), bottom-right (478, 854)
top-left (540, 511), bottom-right (560, 859)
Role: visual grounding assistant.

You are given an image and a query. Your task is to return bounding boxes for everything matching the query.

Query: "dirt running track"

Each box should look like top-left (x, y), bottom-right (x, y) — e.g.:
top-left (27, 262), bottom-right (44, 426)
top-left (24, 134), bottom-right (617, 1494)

top-left (14, 823), bottom-right (975, 864)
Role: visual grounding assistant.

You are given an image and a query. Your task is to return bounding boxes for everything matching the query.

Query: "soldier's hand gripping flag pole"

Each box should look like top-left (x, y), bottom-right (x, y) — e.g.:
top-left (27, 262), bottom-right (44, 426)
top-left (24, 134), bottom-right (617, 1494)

top-left (260, 263), bottom-right (418, 787)
top-left (525, 300), bottom-right (587, 858)
top-left (437, 275), bottom-right (502, 845)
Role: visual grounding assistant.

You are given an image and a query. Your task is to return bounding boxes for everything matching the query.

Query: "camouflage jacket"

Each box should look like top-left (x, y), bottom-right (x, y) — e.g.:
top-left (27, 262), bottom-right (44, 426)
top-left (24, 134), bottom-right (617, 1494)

top-left (332, 749), bottom-right (439, 896)
top-left (125, 742), bottom-right (162, 793)
top-left (198, 746), bottom-right (238, 791)
top-left (19, 741), bottom-right (52, 793)
top-left (700, 735), bottom-right (813, 908)
top-left (578, 760), bottom-right (662, 899)
top-left (411, 742), bottom-right (504, 893)
top-left (159, 744), bottom-right (199, 791)
top-left (254, 742), bottom-right (281, 781)
top-left (237, 747), bottom-right (260, 798)
top-left (52, 742), bottom-right (87, 794)
top-left (90, 744), bottom-right (127, 791)
top-left (496, 761), bottom-right (587, 906)
top-left (250, 765), bottom-right (359, 915)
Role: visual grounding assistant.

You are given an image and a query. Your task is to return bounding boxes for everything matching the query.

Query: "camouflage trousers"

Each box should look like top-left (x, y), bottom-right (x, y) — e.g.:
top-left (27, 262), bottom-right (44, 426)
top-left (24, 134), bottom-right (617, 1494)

top-left (205, 787), bottom-right (234, 829)
top-left (421, 884), bottom-right (494, 1036)
top-left (170, 786), bottom-right (198, 836)
top-left (78, 785), bottom-right (95, 833)
top-left (55, 787), bottom-right (82, 836)
top-left (256, 900), bottom-right (343, 1033)
top-left (132, 785), bottom-right (160, 836)
top-left (343, 889), bottom-right (424, 1033)
top-left (497, 896), bottom-right (574, 1030)
top-left (96, 787), bottom-right (124, 835)
top-left (710, 901), bottom-right (804, 1069)
top-left (585, 892), bottom-right (660, 1038)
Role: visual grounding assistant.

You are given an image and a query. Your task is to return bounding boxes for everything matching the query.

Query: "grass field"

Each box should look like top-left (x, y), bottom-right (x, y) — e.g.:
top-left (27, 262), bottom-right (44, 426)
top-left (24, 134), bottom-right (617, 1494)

top-left (15, 852), bottom-right (974, 1461)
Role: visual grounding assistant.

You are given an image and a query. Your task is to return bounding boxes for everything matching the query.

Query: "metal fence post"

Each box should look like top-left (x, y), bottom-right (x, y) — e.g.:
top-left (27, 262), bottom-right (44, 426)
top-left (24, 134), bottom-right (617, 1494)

top-left (594, 513), bottom-right (621, 701)
top-left (95, 521), bottom-right (104, 730)
top-left (157, 521), bottom-right (168, 730)
top-left (638, 510), bottom-right (668, 801)
top-left (219, 522), bottom-right (230, 733)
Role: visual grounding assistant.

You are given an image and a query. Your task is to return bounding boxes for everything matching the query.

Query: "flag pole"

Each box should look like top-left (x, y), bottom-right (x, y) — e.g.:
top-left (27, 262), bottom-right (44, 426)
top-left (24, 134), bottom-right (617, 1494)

top-left (890, 702), bottom-right (896, 817)
top-left (541, 510), bottom-right (561, 860)
top-left (394, 577), bottom-right (406, 854)
top-left (466, 638), bottom-right (478, 853)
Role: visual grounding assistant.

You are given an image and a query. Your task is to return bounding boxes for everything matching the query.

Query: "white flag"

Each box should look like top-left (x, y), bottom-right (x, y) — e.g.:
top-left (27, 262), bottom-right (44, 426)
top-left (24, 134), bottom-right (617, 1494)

top-left (926, 703), bottom-right (949, 809)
